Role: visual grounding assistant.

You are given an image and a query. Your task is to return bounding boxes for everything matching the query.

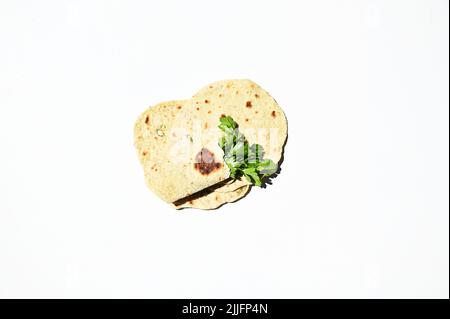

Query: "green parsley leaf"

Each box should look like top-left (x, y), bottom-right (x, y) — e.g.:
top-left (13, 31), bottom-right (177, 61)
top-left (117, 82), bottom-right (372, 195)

top-left (257, 159), bottom-right (278, 176)
top-left (218, 116), bottom-right (238, 134)
top-left (218, 115), bottom-right (278, 186)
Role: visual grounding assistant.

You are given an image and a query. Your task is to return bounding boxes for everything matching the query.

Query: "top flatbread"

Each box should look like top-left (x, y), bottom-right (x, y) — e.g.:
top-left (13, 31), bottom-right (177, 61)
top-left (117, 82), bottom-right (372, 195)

top-left (134, 100), bottom-right (229, 203)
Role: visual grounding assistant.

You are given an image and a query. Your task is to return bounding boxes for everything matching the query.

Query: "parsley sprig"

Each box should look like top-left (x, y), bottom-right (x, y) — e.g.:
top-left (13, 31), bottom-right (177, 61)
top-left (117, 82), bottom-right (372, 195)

top-left (218, 116), bottom-right (278, 186)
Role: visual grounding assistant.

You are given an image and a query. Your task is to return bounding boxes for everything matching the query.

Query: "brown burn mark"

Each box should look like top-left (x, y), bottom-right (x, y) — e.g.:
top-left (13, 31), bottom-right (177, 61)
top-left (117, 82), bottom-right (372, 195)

top-left (207, 110), bottom-right (211, 114)
top-left (204, 122), bottom-right (208, 129)
top-left (218, 93), bottom-right (223, 97)
top-left (145, 115), bottom-right (150, 124)
top-left (142, 151), bottom-right (147, 156)
top-left (194, 148), bottom-right (222, 175)
top-left (204, 99), bottom-right (209, 104)
top-left (177, 105), bottom-right (182, 109)
top-left (196, 107), bottom-right (200, 111)
top-left (271, 110), bottom-right (276, 118)
top-left (220, 114), bottom-right (226, 118)
top-left (246, 101), bottom-right (252, 108)
top-left (245, 118), bottom-right (249, 122)
top-left (254, 93), bottom-right (260, 98)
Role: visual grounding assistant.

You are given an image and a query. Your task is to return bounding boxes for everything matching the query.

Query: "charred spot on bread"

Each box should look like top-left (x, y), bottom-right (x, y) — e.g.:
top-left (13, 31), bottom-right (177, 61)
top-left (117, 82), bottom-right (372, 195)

top-left (194, 148), bottom-right (222, 175)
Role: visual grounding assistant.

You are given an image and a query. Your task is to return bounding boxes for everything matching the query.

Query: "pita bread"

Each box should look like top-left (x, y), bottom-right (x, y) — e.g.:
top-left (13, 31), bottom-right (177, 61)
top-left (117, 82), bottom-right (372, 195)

top-left (173, 185), bottom-right (251, 210)
top-left (134, 79), bottom-right (287, 209)
top-left (134, 100), bottom-right (229, 203)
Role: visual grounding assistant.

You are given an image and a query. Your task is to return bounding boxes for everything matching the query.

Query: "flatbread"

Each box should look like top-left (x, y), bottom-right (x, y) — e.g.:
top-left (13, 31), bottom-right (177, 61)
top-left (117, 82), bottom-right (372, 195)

top-left (134, 79), bottom-right (287, 208)
top-left (191, 79), bottom-right (287, 164)
top-left (175, 177), bottom-right (250, 209)
top-left (173, 185), bottom-right (251, 210)
top-left (134, 100), bottom-right (229, 203)
top-left (208, 177), bottom-right (250, 193)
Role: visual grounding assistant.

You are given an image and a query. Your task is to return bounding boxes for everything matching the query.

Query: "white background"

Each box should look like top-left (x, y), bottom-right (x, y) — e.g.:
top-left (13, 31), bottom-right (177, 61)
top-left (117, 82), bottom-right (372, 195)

top-left (0, 0), bottom-right (448, 298)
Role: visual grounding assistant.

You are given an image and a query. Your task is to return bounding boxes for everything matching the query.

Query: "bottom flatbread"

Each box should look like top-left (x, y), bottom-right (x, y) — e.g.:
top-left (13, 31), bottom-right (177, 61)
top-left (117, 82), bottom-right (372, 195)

top-left (173, 185), bottom-right (250, 210)
top-left (208, 177), bottom-right (250, 193)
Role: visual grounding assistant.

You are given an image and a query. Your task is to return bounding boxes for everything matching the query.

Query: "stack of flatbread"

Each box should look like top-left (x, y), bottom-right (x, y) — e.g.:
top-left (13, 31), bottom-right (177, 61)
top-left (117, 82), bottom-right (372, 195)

top-left (134, 79), bottom-right (287, 209)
